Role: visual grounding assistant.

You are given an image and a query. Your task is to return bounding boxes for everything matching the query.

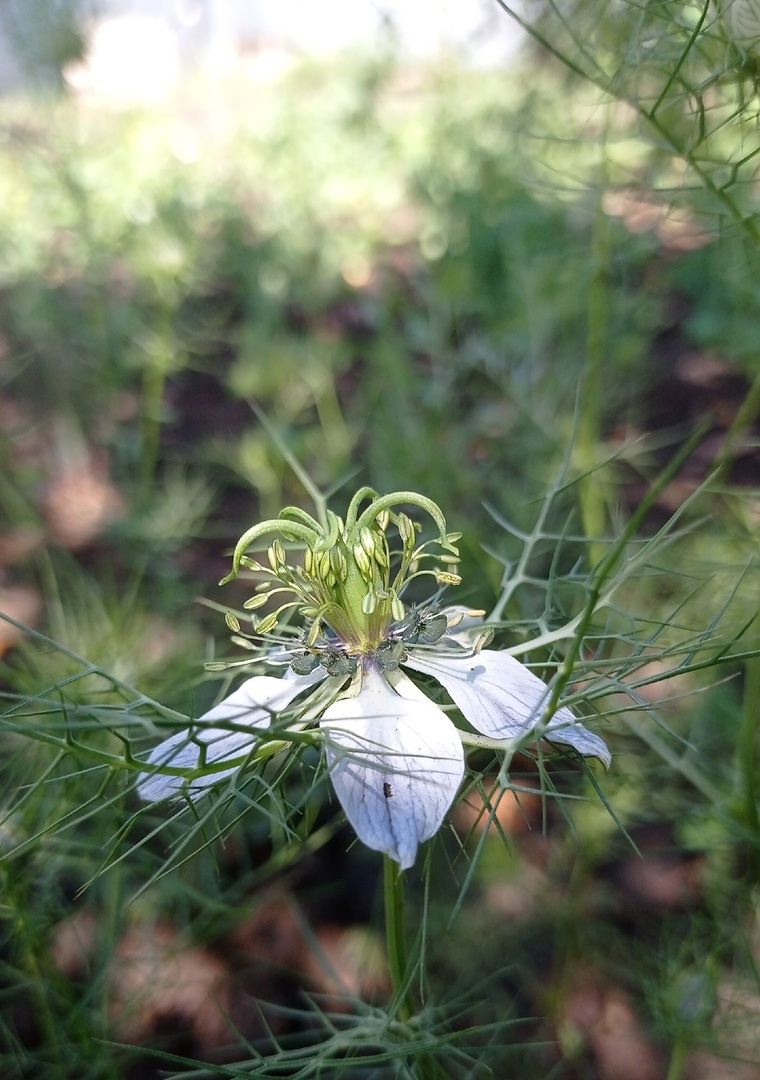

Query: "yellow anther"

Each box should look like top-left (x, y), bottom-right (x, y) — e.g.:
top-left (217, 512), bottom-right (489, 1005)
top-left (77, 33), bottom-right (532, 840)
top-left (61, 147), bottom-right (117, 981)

top-left (318, 550), bottom-right (333, 580)
top-left (329, 545), bottom-right (348, 581)
top-left (256, 612), bottom-right (279, 635)
top-left (353, 545), bottom-right (372, 578)
top-left (473, 628), bottom-right (495, 652)
top-left (230, 635), bottom-right (256, 651)
top-left (359, 526), bottom-right (376, 557)
top-left (397, 513), bottom-right (414, 543)
top-left (303, 547), bottom-right (314, 576)
top-left (243, 594), bottom-right (269, 610)
top-left (436, 570), bottom-right (462, 586)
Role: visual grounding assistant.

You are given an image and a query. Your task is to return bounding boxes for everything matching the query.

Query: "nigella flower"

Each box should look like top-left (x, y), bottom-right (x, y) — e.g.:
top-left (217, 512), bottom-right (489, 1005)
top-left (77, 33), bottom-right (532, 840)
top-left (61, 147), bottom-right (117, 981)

top-left (138, 490), bottom-right (610, 869)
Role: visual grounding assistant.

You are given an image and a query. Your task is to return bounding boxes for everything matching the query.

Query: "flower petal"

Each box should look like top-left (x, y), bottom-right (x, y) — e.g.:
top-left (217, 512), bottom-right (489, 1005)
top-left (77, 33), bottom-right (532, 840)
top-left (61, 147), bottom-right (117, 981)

top-left (321, 666), bottom-right (464, 869)
top-left (404, 649), bottom-right (610, 766)
top-left (137, 672), bottom-right (322, 802)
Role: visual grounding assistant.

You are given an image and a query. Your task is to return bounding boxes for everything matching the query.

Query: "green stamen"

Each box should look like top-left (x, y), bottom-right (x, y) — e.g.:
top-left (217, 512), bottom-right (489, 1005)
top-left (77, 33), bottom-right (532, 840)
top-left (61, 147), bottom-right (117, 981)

top-left (221, 491), bottom-right (461, 664)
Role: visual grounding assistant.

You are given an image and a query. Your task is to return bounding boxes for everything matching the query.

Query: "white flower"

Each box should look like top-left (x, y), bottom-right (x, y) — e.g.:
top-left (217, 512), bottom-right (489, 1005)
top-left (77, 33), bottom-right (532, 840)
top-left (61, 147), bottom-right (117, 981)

top-left (138, 621), bottom-right (609, 869)
top-left (138, 490), bottom-right (610, 868)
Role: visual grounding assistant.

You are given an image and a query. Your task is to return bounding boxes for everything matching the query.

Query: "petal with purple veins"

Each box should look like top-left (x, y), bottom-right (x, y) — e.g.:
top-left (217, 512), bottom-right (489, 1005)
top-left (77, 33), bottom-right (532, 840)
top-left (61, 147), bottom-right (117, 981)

top-left (404, 648), bottom-right (610, 766)
top-left (138, 672), bottom-right (323, 801)
top-left (321, 666), bottom-right (464, 869)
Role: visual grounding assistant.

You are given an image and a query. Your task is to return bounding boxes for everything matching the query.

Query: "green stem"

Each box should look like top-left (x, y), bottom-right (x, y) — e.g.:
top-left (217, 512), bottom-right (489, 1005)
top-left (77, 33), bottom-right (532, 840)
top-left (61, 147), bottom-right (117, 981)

top-left (577, 147), bottom-right (612, 570)
top-left (738, 650), bottom-right (760, 882)
top-left (665, 1036), bottom-right (689, 1080)
top-left (383, 854), bottom-right (413, 1022)
top-left (715, 369), bottom-right (760, 474)
top-left (383, 859), bottom-right (451, 1080)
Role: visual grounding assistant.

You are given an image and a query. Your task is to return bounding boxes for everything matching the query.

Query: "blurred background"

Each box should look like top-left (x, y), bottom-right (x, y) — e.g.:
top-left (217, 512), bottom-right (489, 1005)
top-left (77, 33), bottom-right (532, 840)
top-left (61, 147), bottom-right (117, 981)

top-left (1, 1), bottom-right (760, 1077)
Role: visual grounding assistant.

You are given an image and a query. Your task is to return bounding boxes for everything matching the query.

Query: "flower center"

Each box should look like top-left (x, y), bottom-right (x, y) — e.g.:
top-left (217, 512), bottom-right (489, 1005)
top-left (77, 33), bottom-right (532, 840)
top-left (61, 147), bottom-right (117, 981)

top-left (219, 489), bottom-right (462, 671)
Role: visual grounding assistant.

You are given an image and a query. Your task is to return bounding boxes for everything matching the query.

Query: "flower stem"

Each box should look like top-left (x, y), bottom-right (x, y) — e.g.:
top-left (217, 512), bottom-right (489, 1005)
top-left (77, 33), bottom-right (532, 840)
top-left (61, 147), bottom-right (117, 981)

top-left (383, 857), bottom-right (452, 1080)
top-left (383, 854), bottom-right (414, 1022)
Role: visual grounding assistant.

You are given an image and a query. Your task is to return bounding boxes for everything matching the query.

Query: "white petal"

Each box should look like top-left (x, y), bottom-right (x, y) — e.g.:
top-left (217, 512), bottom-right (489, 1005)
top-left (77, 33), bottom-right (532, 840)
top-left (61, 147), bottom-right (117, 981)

top-left (404, 649), bottom-right (610, 766)
top-left (137, 672), bottom-right (322, 802)
top-left (321, 666), bottom-right (464, 869)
